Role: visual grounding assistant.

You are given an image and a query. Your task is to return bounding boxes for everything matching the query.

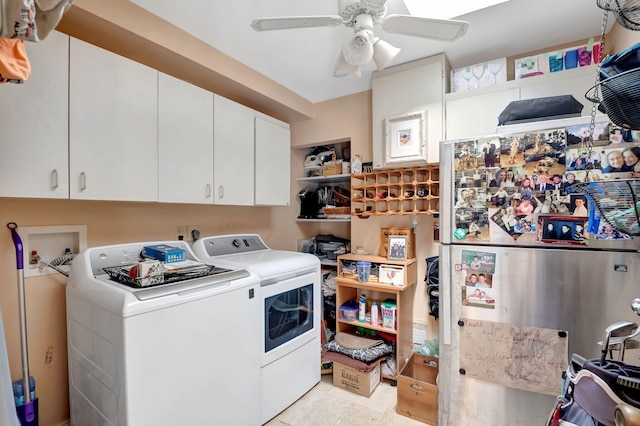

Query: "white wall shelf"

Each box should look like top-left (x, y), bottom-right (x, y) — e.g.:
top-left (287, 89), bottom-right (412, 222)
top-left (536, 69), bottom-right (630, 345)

top-left (296, 174), bottom-right (350, 185)
top-left (295, 218), bottom-right (351, 223)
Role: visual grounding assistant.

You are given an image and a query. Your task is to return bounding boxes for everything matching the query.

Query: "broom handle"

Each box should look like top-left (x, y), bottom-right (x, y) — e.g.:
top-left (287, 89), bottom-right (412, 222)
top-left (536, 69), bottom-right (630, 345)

top-left (7, 223), bottom-right (31, 404)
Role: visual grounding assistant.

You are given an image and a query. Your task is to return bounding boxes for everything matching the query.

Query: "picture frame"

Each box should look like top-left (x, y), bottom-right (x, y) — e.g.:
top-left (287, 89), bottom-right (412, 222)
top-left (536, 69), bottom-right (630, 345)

top-left (387, 235), bottom-right (408, 260)
top-left (383, 110), bottom-right (427, 166)
top-left (537, 215), bottom-right (589, 245)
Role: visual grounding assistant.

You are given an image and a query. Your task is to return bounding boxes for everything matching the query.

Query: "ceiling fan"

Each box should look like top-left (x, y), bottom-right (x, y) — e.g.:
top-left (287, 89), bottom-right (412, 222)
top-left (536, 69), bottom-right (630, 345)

top-left (251, 0), bottom-right (469, 78)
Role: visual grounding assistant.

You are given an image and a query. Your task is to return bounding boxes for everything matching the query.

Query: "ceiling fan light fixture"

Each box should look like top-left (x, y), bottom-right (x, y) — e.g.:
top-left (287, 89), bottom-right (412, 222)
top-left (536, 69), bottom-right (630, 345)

top-left (335, 52), bottom-right (362, 78)
top-left (372, 38), bottom-right (400, 71)
top-left (342, 32), bottom-right (374, 66)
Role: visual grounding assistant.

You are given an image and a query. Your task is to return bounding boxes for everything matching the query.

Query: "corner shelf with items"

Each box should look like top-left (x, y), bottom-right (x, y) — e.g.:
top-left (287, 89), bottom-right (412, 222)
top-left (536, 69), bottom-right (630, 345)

top-left (350, 166), bottom-right (439, 218)
top-left (295, 174), bottom-right (351, 223)
top-left (335, 254), bottom-right (417, 382)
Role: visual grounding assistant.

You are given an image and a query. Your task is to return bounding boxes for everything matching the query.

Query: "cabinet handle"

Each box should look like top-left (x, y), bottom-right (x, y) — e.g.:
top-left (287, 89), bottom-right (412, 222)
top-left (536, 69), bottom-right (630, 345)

top-left (80, 172), bottom-right (86, 191)
top-left (218, 185), bottom-right (223, 199)
top-left (410, 384), bottom-right (426, 393)
top-left (205, 184), bottom-right (212, 198)
top-left (51, 169), bottom-right (59, 189)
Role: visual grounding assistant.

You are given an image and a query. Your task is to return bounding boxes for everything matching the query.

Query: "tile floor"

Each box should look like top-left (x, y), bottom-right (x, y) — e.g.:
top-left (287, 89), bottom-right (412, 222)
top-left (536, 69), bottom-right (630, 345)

top-left (265, 373), bottom-right (429, 426)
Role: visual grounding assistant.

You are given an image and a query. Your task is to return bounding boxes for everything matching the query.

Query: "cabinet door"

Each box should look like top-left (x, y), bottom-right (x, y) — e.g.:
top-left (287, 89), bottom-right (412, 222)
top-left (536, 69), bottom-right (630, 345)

top-left (0, 31), bottom-right (69, 198)
top-left (158, 73), bottom-right (214, 204)
top-left (213, 95), bottom-right (254, 205)
top-left (255, 115), bottom-right (290, 206)
top-left (69, 38), bottom-right (158, 202)
top-left (372, 55), bottom-right (446, 167)
top-left (445, 88), bottom-right (519, 139)
top-left (519, 68), bottom-right (596, 113)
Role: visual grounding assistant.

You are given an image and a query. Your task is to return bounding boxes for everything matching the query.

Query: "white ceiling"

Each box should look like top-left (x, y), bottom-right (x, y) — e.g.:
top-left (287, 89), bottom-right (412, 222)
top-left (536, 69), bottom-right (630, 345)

top-left (130, 0), bottom-right (611, 104)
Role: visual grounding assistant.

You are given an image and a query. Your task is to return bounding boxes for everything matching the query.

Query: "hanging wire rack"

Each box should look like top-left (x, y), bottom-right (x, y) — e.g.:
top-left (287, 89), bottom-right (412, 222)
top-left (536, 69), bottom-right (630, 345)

top-left (585, 0), bottom-right (640, 130)
top-left (574, 179), bottom-right (640, 235)
top-left (585, 67), bottom-right (640, 129)
top-left (596, 0), bottom-right (640, 31)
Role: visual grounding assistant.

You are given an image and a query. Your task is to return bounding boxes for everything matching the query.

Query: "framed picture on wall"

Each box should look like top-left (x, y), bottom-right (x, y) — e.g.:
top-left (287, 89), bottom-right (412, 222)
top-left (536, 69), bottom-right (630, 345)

top-left (383, 110), bottom-right (427, 165)
top-left (387, 235), bottom-right (408, 260)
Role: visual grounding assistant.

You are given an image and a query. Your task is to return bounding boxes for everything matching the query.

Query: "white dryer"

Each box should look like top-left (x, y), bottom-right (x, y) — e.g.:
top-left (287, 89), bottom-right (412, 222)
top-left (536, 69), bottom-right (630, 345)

top-left (192, 234), bottom-right (321, 424)
top-left (66, 241), bottom-right (261, 425)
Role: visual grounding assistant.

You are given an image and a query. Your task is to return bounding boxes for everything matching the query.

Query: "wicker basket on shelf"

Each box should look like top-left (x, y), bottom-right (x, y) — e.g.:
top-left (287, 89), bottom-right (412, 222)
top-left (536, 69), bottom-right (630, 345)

top-left (333, 185), bottom-right (351, 206)
top-left (323, 206), bottom-right (351, 218)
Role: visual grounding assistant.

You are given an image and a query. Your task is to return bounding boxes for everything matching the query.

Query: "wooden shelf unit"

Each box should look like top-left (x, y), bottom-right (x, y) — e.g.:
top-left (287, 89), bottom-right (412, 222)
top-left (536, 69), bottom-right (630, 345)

top-left (350, 166), bottom-right (439, 217)
top-left (335, 254), bottom-right (417, 381)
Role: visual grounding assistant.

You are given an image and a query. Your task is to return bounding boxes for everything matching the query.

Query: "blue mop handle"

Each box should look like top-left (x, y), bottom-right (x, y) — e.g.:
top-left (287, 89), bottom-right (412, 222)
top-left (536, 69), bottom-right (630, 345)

top-left (7, 222), bottom-right (23, 270)
top-left (7, 223), bottom-right (34, 422)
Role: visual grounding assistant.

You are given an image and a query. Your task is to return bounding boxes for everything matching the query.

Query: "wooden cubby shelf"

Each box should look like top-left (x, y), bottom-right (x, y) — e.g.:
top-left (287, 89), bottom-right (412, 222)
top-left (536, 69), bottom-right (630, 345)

top-left (335, 254), bottom-right (418, 381)
top-left (350, 166), bottom-right (439, 218)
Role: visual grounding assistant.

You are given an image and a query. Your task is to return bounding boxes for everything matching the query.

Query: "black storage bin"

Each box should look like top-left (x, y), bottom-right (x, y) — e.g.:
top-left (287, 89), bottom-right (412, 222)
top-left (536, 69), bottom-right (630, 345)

top-left (497, 95), bottom-right (584, 126)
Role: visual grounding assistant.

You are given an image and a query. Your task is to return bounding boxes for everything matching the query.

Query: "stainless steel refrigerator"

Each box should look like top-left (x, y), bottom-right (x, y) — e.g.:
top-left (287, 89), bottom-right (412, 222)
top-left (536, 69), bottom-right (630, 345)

top-left (439, 115), bottom-right (640, 425)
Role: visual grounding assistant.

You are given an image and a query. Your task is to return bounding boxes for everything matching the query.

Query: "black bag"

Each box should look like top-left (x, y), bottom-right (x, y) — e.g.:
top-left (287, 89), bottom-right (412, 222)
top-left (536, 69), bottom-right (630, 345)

top-left (497, 95), bottom-right (584, 125)
top-left (425, 256), bottom-right (439, 320)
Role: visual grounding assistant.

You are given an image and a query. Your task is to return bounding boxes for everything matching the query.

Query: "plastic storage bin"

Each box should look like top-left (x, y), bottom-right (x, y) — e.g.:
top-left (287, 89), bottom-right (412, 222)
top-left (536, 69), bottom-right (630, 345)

top-left (339, 300), bottom-right (359, 321)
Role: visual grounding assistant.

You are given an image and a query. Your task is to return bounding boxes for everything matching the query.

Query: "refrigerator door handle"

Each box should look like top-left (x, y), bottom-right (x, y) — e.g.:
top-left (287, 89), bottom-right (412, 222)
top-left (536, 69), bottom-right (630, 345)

top-left (440, 246), bottom-right (452, 345)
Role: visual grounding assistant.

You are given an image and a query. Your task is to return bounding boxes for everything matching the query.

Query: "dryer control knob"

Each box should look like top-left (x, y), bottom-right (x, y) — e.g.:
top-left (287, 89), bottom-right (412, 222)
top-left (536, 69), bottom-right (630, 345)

top-left (232, 239), bottom-right (241, 248)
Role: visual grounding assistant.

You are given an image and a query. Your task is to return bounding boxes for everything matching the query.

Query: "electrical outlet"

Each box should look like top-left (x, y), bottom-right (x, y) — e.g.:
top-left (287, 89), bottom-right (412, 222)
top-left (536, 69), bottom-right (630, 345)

top-left (186, 225), bottom-right (201, 242)
top-left (176, 226), bottom-right (186, 241)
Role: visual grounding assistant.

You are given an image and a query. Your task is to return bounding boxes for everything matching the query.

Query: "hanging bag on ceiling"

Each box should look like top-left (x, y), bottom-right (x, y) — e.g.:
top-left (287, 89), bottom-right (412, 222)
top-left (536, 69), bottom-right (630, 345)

top-left (0, 37), bottom-right (30, 83)
top-left (0, 0), bottom-right (74, 42)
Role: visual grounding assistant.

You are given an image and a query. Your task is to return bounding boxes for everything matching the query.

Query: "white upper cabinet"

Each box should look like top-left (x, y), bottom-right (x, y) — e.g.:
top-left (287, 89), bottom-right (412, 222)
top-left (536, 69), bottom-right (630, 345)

top-left (445, 88), bottom-right (520, 140)
top-left (255, 114), bottom-right (290, 206)
top-left (372, 54), bottom-right (447, 167)
top-left (519, 66), bottom-right (598, 105)
top-left (213, 95), bottom-right (255, 205)
top-left (69, 37), bottom-right (158, 202)
top-left (0, 31), bottom-right (69, 198)
top-left (445, 65), bottom-right (600, 140)
top-left (158, 73), bottom-right (214, 204)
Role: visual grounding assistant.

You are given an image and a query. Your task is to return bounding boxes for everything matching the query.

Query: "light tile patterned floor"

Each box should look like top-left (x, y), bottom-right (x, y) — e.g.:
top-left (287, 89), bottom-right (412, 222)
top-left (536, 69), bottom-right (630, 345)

top-left (265, 374), bottom-right (429, 426)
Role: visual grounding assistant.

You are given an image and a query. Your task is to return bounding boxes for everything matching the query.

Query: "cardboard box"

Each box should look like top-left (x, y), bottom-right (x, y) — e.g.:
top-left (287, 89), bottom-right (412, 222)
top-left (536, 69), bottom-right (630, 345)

top-left (332, 359), bottom-right (381, 397)
top-left (381, 299), bottom-right (397, 330)
top-left (131, 259), bottom-right (164, 287)
top-left (397, 354), bottom-right (439, 425)
top-left (379, 264), bottom-right (404, 286)
top-left (380, 227), bottom-right (415, 259)
top-left (142, 244), bottom-right (186, 263)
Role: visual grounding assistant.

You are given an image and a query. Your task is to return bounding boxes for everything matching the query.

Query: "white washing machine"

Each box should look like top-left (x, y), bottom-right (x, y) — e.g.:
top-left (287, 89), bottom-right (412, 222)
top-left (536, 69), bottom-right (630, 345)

top-left (192, 234), bottom-right (321, 424)
top-left (66, 241), bottom-right (261, 426)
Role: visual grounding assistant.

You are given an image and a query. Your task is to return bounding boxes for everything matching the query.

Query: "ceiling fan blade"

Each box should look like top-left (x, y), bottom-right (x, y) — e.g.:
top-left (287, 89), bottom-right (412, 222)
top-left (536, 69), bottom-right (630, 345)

top-left (382, 15), bottom-right (468, 41)
top-left (387, 0), bottom-right (410, 15)
top-left (251, 15), bottom-right (343, 31)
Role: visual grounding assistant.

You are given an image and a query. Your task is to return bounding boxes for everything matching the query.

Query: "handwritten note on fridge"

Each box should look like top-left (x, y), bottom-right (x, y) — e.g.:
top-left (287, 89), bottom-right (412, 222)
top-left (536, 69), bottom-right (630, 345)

top-left (459, 318), bottom-right (568, 396)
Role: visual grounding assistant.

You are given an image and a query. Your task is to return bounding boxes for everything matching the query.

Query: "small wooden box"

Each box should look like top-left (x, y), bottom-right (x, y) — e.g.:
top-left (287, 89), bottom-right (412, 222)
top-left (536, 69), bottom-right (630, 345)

top-left (397, 354), bottom-right (438, 425)
top-left (380, 227), bottom-right (416, 259)
top-left (322, 161), bottom-right (342, 176)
